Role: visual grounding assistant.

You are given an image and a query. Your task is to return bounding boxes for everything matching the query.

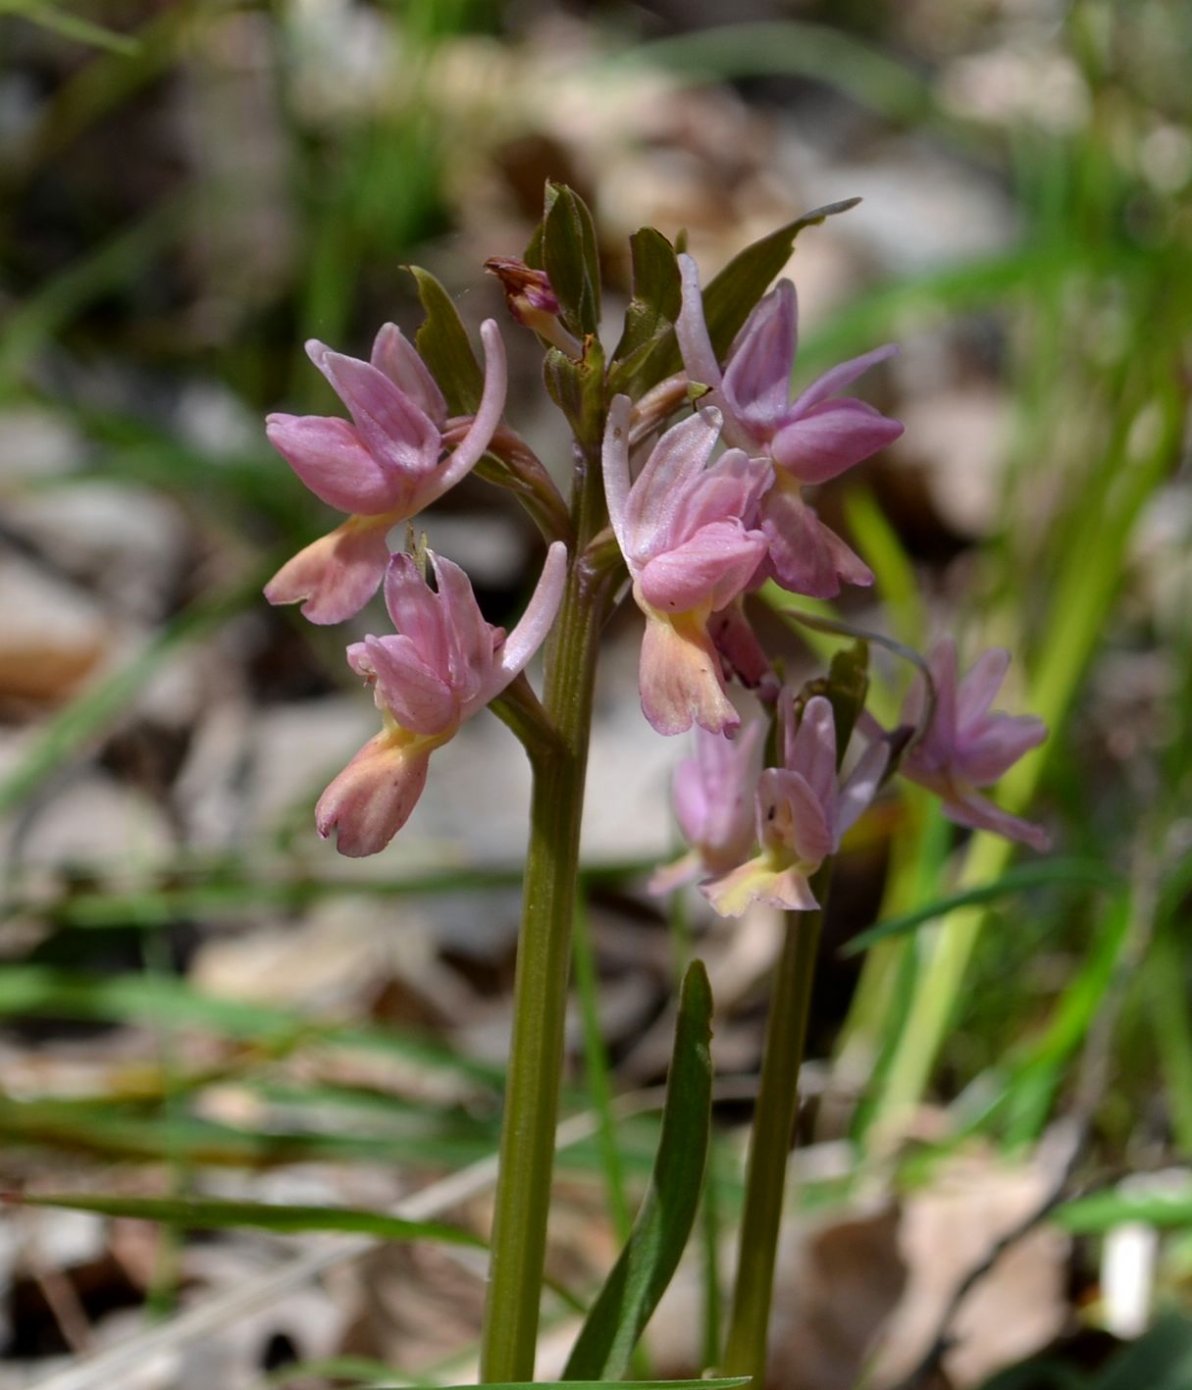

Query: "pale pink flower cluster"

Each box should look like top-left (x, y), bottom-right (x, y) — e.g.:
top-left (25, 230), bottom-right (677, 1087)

top-left (264, 240), bottom-right (1049, 876)
top-left (264, 316), bottom-right (566, 856)
top-left (636, 269), bottom-right (1048, 913)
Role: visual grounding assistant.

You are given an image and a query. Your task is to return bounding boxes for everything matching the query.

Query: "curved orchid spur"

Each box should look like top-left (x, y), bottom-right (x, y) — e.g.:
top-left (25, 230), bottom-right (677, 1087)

top-left (316, 541), bottom-right (567, 857)
top-left (676, 254), bottom-right (903, 599)
top-left (901, 639), bottom-right (1050, 851)
top-left (602, 395), bottom-right (773, 736)
top-left (704, 693), bottom-right (888, 918)
top-left (265, 319), bottom-right (507, 624)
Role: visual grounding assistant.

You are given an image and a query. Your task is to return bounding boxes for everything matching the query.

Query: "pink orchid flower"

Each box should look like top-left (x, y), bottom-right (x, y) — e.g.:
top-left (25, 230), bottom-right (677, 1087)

top-left (649, 719), bottom-right (765, 895)
top-left (265, 319), bottom-right (507, 625)
top-left (676, 255), bottom-right (903, 599)
top-left (704, 694), bottom-right (888, 917)
top-left (901, 639), bottom-right (1049, 850)
top-left (602, 395), bottom-right (773, 736)
top-left (317, 541), bottom-right (567, 857)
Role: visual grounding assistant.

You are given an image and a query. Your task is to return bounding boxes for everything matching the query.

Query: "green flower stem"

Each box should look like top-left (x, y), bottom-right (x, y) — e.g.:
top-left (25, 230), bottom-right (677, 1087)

top-left (723, 897), bottom-right (824, 1380)
top-left (480, 368), bottom-right (613, 1379)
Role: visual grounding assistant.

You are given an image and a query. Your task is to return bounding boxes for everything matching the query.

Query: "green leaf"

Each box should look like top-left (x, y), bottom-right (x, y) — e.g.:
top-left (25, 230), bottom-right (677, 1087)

top-left (0, 0), bottom-right (139, 54)
top-left (398, 1382), bottom-right (748, 1390)
top-left (1055, 1186), bottom-right (1192, 1235)
top-left (700, 198), bottom-right (860, 358)
top-left (408, 265), bottom-right (483, 414)
top-left (609, 227), bottom-right (681, 395)
top-left (563, 961), bottom-right (714, 1380)
top-left (541, 183), bottom-right (603, 339)
top-left (8, 1192), bottom-right (484, 1249)
top-left (842, 860), bottom-right (1124, 956)
top-left (1093, 1314), bottom-right (1192, 1390)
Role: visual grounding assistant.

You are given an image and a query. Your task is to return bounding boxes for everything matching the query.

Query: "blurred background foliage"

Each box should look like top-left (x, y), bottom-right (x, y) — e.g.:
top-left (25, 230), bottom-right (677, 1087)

top-left (0, 0), bottom-right (1190, 1385)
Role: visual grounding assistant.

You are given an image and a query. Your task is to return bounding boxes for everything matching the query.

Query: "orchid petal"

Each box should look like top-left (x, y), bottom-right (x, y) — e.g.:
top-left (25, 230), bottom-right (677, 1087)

top-left (370, 322), bottom-right (447, 428)
top-left (675, 254), bottom-right (725, 393)
top-left (264, 517), bottom-right (391, 624)
top-left (426, 319), bottom-right (508, 500)
top-left (638, 608), bottom-right (738, 736)
top-left (382, 554), bottom-right (452, 672)
top-left (702, 856), bottom-right (819, 917)
top-left (956, 648), bottom-right (1012, 726)
top-left (308, 343), bottom-right (441, 483)
top-left (957, 715), bottom-right (1047, 785)
top-left (431, 551), bottom-right (497, 705)
top-left (623, 408), bottom-right (723, 567)
top-left (602, 395), bottom-right (634, 555)
top-left (488, 540), bottom-right (568, 697)
top-left (637, 521), bottom-right (767, 614)
top-left (757, 767), bottom-right (834, 866)
top-left (721, 281), bottom-right (797, 436)
top-left (351, 634), bottom-right (457, 735)
top-left (788, 695), bottom-right (838, 812)
top-left (941, 787), bottom-right (1051, 853)
top-left (315, 731), bottom-right (436, 857)
top-left (788, 343), bottom-right (898, 415)
top-left (836, 740), bottom-right (890, 840)
top-left (770, 398), bottom-right (904, 484)
top-left (265, 414), bottom-right (396, 515)
top-left (761, 488), bottom-right (873, 598)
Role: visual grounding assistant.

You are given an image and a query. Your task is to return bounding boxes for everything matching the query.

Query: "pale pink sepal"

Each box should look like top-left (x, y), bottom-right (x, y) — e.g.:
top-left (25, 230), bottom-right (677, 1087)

top-left (315, 730), bottom-right (437, 858)
top-left (638, 606), bottom-right (739, 737)
top-left (759, 483), bottom-right (873, 599)
top-left (264, 517), bottom-right (392, 625)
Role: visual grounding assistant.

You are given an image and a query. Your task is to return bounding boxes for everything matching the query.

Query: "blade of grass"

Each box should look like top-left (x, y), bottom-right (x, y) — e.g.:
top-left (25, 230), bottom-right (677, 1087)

top-left (8, 1192), bottom-right (486, 1248)
top-left (0, 0), bottom-right (139, 53)
top-left (842, 859), bottom-right (1124, 956)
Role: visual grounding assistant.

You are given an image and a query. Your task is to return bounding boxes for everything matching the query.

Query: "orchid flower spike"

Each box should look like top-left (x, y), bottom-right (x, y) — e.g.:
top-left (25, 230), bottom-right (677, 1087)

top-left (901, 639), bottom-right (1049, 851)
top-left (704, 693), bottom-right (888, 918)
top-left (649, 719), bottom-right (765, 895)
top-left (676, 254), bottom-right (903, 599)
top-left (265, 320), bottom-right (507, 625)
top-left (602, 394), bottom-right (773, 736)
top-left (317, 541), bottom-right (567, 857)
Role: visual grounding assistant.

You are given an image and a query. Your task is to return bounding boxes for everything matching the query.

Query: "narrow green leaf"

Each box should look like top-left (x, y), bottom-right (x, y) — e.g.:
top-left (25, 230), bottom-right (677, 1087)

top-left (402, 1382), bottom-right (747, 1390)
top-left (701, 198), bottom-right (860, 357)
top-left (408, 265), bottom-right (483, 414)
top-left (842, 860), bottom-right (1124, 956)
top-left (1055, 1187), bottom-right (1192, 1235)
top-left (563, 961), bottom-right (714, 1380)
top-left (0, 0), bottom-right (139, 53)
top-left (8, 1192), bottom-right (484, 1248)
top-left (541, 183), bottom-right (602, 339)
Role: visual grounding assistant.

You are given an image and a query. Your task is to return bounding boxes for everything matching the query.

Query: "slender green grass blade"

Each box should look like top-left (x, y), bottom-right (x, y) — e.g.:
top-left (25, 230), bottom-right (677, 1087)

top-left (0, 0), bottom-right (139, 53)
top-left (1055, 1187), bottom-right (1192, 1235)
top-left (563, 962), bottom-right (714, 1380)
top-left (843, 860), bottom-right (1123, 956)
top-left (8, 1192), bottom-right (484, 1248)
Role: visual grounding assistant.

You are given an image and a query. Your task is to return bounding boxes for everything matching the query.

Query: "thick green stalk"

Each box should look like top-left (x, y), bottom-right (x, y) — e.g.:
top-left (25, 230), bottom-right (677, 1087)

top-left (480, 381), bottom-right (611, 1378)
top-left (723, 903), bottom-right (823, 1379)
